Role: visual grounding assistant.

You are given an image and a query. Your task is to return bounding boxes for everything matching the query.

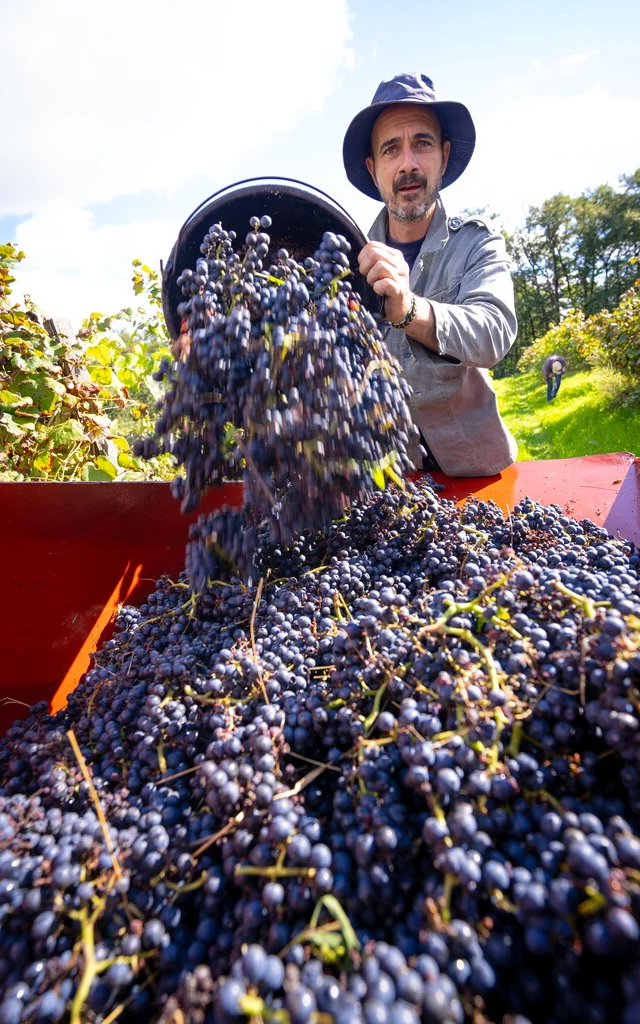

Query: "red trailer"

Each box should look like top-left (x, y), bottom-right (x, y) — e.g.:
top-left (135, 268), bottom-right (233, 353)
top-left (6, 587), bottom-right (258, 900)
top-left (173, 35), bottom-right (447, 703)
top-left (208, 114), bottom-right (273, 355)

top-left (1, 451), bottom-right (638, 738)
top-left (2, 181), bottom-right (638, 736)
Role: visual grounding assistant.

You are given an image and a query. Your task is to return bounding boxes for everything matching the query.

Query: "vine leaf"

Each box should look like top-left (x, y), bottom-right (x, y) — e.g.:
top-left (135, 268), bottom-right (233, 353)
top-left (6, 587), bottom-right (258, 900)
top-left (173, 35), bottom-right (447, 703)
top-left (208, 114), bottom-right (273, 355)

top-left (372, 465), bottom-right (386, 491)
top-left (49, 419), bottom-right (85, 446)
top-left (0, 390), bottom-right (29, 407)
top-left (309, 894), bottom-right (361, 953)
top-left (94, 456), bottom-right (118, 479)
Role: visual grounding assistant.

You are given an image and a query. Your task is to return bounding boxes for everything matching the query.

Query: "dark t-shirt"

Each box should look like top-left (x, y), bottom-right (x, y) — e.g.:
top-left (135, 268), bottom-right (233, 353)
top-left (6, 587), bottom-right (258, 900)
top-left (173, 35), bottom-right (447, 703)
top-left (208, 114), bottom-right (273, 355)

top-left (386, 232), bottom-right (425, 273)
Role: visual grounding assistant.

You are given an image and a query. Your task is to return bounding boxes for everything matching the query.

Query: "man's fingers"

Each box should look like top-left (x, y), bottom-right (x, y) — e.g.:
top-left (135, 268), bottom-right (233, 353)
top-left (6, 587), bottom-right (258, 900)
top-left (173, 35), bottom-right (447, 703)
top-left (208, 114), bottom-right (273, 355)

top-left (358, 250), bottom-right (382, 277)
top-left (358, 241), bottom-right (407, 277)
top-left (365, 257), bottom-right (397, 283)
top-left (372, 277), bottom-right (403, 299)
top-left (357, 240), bottom-right (392, 264)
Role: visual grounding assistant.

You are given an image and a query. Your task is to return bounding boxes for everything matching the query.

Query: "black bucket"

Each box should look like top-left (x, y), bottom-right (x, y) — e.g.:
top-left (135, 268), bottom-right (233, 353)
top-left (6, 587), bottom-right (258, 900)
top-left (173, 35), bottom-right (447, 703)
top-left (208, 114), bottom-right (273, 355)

top-left (161, 176), bottom-right (378, 340)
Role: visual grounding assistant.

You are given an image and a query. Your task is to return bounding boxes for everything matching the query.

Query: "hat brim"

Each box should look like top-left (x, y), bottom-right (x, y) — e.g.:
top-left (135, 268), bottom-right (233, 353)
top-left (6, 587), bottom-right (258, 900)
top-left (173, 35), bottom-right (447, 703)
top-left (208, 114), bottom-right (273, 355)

top-left (343, 98), bottom-right (476, 201)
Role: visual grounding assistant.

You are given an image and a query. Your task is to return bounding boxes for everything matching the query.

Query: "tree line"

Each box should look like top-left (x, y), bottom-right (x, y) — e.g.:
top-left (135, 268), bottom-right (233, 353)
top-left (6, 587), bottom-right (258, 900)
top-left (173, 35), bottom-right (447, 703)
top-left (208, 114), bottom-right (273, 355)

top-left (495, 168), bottom-right (640, 377)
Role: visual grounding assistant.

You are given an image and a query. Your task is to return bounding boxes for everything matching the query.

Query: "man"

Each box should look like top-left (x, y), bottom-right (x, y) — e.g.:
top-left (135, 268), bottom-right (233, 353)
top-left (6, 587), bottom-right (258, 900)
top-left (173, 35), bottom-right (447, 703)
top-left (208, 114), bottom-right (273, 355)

top-left (543, 353), bottom-right (567, 402)
top-left (343, 72), bottom-right (518, 477)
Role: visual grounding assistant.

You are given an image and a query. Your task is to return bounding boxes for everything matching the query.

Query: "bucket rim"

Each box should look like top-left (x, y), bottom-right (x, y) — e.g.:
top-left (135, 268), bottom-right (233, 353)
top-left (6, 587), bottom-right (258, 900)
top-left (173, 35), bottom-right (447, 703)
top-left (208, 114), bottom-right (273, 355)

top-left (161, 175), bottom-right (375, 339)
top-left (169, 175), bottom-right (367, 269)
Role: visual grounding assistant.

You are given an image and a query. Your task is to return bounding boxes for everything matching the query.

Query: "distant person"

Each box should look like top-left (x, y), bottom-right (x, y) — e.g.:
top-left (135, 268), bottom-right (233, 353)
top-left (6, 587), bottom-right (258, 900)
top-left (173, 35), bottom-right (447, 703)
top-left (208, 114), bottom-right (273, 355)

top-left (543, 354), bottom-right (567, 402)
top-left (343, 72), bottom-right (518, 477)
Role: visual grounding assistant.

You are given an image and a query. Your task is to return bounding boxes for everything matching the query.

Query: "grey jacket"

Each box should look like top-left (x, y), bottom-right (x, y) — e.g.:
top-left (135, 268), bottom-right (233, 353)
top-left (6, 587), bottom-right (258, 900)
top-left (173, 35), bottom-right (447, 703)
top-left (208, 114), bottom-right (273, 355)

top-left (369, 199), bottom-right (519, 477)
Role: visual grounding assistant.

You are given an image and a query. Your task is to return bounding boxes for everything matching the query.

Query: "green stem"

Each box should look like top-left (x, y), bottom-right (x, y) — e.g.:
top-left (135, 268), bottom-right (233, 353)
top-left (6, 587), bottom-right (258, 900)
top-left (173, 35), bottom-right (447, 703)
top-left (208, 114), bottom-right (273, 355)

top-left (235, 865), bottom-right (316, 881)
top-left (553, 581), bottom-right (597, 620)
top-left (309, 894), bottom-right (360, 953)
top-left (441, 625), bottom-right (503, 690)
top-left (441, 873), bottom-right (456, 923)
top-left (364, 678), bottom-right (390, 736)
top-left (238, 994), bottom-right (265, 1017)
top-left (507, 721), bottom-right (523, 758)
top-left (165, 870), bottom-right (208, 894)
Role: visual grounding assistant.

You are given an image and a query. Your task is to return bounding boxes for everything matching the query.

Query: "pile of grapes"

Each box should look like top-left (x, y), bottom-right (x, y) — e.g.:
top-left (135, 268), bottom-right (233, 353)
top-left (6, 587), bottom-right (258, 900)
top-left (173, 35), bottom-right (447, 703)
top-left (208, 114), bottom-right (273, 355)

top-left (1, 480), bottom-right (640, 1023)
top-left (2, 216), bottom-right (640, 1024)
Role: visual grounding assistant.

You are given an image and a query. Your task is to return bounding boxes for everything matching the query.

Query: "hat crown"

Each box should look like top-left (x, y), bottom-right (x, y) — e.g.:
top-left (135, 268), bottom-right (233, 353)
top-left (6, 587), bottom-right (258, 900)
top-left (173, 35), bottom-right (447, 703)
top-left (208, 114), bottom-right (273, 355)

top-left (343, 72), bottom-right (476, 200)
top-left (371, 72), bottom-right (437, 106)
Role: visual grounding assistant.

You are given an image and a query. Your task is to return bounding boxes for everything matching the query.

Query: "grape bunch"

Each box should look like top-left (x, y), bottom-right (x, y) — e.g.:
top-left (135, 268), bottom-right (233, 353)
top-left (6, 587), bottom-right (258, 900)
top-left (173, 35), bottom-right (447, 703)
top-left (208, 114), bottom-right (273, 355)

top-left (136, 216), bottom-right (416, 589)
top-left (1, 478), bottom-right (640, 1023)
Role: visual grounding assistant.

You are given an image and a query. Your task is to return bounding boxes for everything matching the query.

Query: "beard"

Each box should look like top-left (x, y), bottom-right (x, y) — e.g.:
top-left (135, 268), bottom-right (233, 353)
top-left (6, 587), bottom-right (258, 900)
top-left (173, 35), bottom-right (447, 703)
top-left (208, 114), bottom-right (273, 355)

top-left (381, 169), bottom-right (442, 222)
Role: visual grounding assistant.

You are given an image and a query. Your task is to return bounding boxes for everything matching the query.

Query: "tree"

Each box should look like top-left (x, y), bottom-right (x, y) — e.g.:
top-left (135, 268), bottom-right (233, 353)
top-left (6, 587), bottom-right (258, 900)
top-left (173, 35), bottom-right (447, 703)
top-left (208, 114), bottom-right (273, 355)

top-left (497, 168), bottom-right (640, 378)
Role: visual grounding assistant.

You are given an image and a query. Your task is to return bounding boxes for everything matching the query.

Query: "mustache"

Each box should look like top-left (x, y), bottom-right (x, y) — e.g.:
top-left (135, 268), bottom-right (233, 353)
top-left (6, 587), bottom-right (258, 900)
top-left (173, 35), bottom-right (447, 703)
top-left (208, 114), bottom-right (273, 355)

top-left (393, 172), bottom-right (428, 194)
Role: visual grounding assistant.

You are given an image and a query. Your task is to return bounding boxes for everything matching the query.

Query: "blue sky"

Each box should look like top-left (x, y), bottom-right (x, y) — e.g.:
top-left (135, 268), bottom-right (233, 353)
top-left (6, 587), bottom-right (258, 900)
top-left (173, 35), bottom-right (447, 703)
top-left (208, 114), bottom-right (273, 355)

top-left (2, 0), bottom-right (639, 323)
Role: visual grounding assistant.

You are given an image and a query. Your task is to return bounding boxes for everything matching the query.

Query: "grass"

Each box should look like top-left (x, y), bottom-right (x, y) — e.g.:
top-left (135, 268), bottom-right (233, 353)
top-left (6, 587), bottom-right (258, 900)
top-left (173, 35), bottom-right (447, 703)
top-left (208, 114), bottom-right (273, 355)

top-left (493, 368), bottom-right (639, 462)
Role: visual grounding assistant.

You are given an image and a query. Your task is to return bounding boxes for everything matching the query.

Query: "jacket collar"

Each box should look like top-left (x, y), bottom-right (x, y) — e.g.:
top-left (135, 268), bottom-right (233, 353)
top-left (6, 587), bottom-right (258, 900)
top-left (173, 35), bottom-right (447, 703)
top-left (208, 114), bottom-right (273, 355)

top-left (369, 195), bottom-right (450, 258)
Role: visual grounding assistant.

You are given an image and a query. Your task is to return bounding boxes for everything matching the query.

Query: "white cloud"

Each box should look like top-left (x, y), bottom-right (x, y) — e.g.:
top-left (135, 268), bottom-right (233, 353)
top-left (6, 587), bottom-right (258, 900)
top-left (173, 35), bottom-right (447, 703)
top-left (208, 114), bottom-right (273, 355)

top-left (556, 50), bottom-right (599, 68)
top-left (3, 0), bottom-right (353, 322)
top-left (13, 209), bottom-right (178, 326)
top-left (1, 0), bottom-right (353, 215)
top-left (446, 86), bottom-right (640, 227)
top-left (502, 49), bottom-right (598, 87)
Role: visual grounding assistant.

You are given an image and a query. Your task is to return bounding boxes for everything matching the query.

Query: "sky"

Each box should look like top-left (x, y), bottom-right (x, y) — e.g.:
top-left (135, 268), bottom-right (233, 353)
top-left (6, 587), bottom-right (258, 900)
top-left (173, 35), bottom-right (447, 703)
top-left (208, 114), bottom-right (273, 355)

top-left (2, 0), bottom-right (639, 325)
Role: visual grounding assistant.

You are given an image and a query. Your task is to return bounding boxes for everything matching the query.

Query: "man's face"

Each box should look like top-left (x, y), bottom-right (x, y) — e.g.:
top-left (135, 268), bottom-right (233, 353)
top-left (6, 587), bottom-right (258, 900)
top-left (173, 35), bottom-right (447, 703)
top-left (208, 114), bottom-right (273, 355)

top-left (365, 105), bottom-right (450, 223)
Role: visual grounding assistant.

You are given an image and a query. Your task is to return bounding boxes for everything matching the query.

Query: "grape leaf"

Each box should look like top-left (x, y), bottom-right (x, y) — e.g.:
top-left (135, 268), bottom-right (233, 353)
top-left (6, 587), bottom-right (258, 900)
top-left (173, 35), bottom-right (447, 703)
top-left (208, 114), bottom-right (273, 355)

top-left (86, 341), bottom-right (115, 366)
top-left (88, 366), bottom-right (113, 386)
top-left (0, 390), bottom-right (29, 407)
top-left (372, 465), bottom-right (386, 491)
top-left (49, 419), bottom-right (85, 446)
top-left (94, 455), bottom-right (118, 479)
top-left (117, 368), bottom-right (137, 388)
top-left (32, 452), bottom-right (53, 474)
top-left (16, 378), bottom-right (63, 413)
top-left (0, 413), bottom-right (26, 437)
top-left (82, 462), bottom-right (113, 481)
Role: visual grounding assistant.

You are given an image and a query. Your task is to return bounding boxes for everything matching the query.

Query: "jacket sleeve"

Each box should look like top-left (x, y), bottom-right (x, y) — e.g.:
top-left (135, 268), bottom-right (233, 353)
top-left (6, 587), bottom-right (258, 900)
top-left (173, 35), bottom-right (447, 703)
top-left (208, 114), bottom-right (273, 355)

top-left (429, 228), bottom-right (517, 368)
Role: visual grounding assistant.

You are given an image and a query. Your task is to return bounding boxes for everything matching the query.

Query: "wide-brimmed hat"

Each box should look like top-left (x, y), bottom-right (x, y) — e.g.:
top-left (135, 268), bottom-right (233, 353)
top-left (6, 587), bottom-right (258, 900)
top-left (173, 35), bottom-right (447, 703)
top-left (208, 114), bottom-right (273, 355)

top-left (343, 72), bottom-right (476, 202)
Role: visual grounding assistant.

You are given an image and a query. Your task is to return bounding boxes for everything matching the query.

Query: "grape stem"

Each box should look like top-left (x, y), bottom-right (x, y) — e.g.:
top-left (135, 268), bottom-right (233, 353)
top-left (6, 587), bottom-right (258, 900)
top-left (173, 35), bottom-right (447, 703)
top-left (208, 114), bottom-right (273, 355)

top-left (67, 729), bottom-right (124, 884)
top-left (363, 678), bottom-right (390, 736)
top-left (275, 762), bottom-right (328, 800)
top-left (553, 580), bottom-right (599, 620)
top-left (506, 720), bottom-right (523, 758)
top-left (441, 873), bottom-right (456, 923)
top-left (249, 577), bottom-right (269, 705)
top-left (191, 810), bottom-right (246, 859)
top-left (68, 905), bottom-right (151, 1024)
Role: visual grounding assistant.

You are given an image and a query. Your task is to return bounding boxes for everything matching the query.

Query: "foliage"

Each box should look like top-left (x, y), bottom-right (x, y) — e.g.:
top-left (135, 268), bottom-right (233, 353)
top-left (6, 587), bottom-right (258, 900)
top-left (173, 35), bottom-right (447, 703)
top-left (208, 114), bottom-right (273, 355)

top-left (588, 273), bottom-right (640, 377)
top-left (517, 308), bottom-right (597, 373)
top-left (517, 276), bottom-right (640, 391)
top-left (77, 260), bottom-right (174, 461)
top-left (494, 367), bottom-right (639, 462)
top-left (0, 244), bottom-right (175, 481)
top-left (0, 241), bottom-right (24, 302)
top-left (498, 168), bottom-right (640, 377)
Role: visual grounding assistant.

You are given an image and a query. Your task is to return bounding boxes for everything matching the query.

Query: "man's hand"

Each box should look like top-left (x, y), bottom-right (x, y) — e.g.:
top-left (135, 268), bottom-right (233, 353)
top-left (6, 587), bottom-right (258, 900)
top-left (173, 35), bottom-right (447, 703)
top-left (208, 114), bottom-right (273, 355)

top-left (358, 241), bottom-right (413, 324)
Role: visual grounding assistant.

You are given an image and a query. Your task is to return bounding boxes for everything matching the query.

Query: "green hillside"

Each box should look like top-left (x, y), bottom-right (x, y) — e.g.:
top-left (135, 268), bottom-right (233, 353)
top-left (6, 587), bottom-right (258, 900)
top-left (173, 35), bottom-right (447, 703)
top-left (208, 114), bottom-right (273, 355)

top-left (493, 369), bottom-right (639, 462)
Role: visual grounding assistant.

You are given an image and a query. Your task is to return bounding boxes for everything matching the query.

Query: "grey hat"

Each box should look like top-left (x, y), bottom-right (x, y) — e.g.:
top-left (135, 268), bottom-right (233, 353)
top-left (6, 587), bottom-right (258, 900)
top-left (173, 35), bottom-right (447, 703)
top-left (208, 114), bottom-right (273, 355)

top-left (343, 72), bottom-right (476, 201)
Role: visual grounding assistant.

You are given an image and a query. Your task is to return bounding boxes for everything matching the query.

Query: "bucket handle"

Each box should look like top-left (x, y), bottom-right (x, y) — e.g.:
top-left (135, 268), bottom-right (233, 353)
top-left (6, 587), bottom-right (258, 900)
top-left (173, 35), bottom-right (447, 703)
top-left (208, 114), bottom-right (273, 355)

top-left (167, 176), bottom-right (367, 279)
